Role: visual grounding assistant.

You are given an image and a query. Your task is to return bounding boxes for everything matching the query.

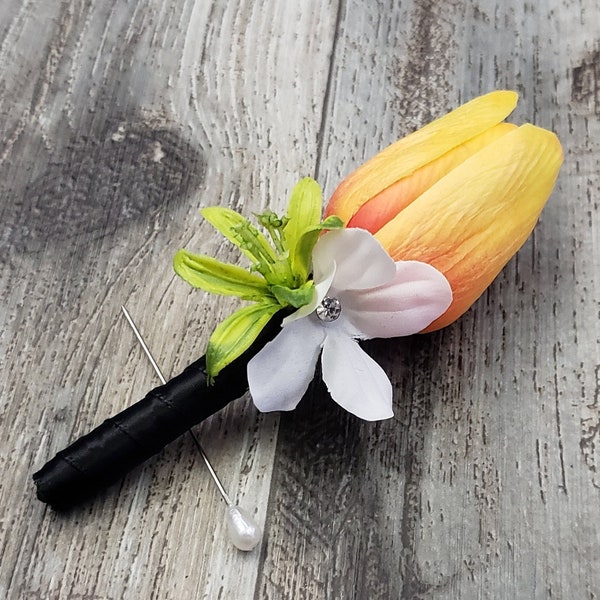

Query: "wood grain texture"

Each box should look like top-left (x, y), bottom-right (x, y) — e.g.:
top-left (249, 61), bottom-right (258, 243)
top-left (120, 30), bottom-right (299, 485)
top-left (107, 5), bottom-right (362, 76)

top-left (0, 0), bottom-right (598, 599)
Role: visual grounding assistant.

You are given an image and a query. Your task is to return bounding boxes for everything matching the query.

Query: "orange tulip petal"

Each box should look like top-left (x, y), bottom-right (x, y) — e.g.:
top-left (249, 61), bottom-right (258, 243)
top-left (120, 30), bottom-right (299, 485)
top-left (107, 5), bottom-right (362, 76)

top-left (348, 122), bottom-right (518, 233)
top-left (326, 90), bottom-right (519, 223)
top-left (373, 124), bottom-right (563, 330)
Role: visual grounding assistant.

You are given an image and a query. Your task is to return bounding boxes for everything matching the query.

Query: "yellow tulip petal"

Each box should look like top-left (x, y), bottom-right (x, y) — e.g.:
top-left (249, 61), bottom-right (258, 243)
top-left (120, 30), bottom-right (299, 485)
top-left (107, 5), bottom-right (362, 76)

top-left (374, 124), bottom-right (563, 330)
top-left (326, 90), bottom-right (519, 223)
top-left (348, 122), bottom-right (517, 233)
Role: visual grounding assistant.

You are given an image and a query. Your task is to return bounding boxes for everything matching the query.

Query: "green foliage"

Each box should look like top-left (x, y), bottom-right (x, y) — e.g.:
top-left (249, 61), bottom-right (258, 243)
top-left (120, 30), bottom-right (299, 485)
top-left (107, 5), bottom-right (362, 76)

top-left (174, 177), bottom-right (343, 379)
top-left (173, 251), bottom-right (268, 300)
top-left (206, 302), bottom-right (281, 382)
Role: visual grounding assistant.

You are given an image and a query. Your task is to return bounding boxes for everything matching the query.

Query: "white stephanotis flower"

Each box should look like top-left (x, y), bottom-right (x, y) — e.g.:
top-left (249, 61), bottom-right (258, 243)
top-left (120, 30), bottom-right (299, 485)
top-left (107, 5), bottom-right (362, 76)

top-left (247, 228), bottom-right (452, 421)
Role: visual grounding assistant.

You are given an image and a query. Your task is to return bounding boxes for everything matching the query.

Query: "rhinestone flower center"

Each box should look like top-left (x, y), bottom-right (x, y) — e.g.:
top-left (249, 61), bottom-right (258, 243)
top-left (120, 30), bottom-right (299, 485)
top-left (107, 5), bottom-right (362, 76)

top-left (315, 296), bottom-right (342, 322)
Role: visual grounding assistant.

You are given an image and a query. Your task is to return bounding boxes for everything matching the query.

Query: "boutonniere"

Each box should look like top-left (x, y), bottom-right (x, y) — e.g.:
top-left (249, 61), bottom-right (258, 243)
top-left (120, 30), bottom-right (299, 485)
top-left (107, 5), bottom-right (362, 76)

top-left (33, 90), bottom-right (562, 546)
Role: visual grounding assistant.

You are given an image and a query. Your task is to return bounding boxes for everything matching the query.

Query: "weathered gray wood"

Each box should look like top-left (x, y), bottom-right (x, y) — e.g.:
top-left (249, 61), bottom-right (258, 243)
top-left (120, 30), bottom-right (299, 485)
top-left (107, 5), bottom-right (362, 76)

top-left (0, 0), bottom-right (598, 599)
top-left (0, 1), bottom-right (337, 598)
top-left (259, 1), bottom-right (600, 599)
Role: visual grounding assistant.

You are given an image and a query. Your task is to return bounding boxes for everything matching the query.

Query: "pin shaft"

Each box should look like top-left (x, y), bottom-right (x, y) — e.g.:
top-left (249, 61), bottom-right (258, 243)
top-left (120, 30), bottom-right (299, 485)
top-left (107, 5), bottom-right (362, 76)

top-left (121, 306), bottom-right (233, 507)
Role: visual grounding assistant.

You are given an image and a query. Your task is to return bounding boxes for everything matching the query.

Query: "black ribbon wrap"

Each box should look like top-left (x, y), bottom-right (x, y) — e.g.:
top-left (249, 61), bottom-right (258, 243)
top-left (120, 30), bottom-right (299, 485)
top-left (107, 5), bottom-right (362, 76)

top-left (33, 314), bottom-right (282, 510)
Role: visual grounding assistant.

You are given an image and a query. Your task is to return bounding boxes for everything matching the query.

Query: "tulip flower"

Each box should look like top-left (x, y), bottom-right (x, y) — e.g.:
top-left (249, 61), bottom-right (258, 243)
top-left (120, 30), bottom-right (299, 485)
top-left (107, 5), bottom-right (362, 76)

top-left (326, 90), bottom-right (563, 330)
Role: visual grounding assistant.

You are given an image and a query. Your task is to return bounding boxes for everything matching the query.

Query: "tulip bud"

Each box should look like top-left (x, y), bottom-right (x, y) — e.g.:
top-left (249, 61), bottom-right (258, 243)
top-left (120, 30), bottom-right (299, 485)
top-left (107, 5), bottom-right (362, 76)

top-left (326, 91), bottom-right (563, 330)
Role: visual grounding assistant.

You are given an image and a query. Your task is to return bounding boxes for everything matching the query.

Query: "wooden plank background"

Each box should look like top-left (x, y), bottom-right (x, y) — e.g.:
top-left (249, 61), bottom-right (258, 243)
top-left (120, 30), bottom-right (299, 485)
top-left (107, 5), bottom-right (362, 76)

top-left (0, 0), bottom-right (598, 598)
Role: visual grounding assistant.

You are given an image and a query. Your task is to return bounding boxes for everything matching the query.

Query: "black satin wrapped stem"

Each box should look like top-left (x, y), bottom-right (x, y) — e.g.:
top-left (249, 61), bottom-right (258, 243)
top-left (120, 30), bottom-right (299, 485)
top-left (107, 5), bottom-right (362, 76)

top-left (33, 314), bottom-right (282, 510)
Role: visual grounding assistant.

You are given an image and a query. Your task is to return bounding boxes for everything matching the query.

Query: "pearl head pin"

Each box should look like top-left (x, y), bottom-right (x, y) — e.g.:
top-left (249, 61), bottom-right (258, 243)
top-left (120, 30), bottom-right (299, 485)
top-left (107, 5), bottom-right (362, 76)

top-left (121, 306), bottom-right (262, 551)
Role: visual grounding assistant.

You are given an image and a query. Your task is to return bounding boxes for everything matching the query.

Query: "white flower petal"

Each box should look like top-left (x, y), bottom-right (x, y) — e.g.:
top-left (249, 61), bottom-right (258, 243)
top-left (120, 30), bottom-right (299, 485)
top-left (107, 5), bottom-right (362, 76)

top-left (282, 261), bottom-right (336, 326)
top-left (248, 318), bottom-right (326, 412)
top-left (342, 261), bottom-right (452, 339)
top-left (321, 333), bottom-right (393, 421)
top-left (313, 229), bottom-right (396, 291)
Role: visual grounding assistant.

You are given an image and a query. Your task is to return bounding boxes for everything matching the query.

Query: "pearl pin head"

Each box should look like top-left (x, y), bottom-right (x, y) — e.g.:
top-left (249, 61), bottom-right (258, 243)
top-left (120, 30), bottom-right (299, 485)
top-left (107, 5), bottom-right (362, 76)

top-left (226, 505), bottom-right (262, 551)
